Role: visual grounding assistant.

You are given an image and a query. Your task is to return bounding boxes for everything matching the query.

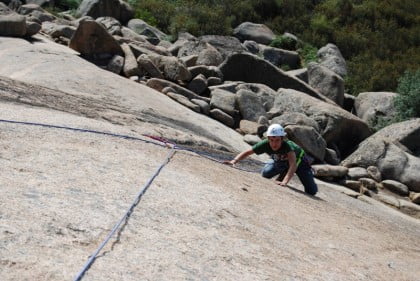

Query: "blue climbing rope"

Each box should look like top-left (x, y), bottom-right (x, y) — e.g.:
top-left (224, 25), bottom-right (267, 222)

top-left (72, 147), bottom-right (176, 281)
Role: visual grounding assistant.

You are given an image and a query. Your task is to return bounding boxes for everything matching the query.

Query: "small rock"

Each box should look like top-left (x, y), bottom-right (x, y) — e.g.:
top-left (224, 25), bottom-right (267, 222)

top-left (381, 180), bottom-right (409, 196)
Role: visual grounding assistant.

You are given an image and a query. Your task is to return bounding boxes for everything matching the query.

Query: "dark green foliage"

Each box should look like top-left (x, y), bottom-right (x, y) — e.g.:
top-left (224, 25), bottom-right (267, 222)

top-left (270, 35), bottom-right (297, 51)
top-left (55, 0), bottom-right (81, 10)
top-left (297, 43), bottom-right (318, 67)
top-left (394, 70), bottom-right (420, 120)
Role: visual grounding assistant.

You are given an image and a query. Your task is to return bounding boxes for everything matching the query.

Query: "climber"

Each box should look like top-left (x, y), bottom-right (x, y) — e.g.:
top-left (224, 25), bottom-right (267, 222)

top-left (225, 124), bottom-right (318, 195)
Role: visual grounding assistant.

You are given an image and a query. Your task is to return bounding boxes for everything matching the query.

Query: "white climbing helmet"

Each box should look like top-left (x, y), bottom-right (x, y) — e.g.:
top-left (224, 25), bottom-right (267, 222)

top-left (266, 124), bottom-right (287, 137)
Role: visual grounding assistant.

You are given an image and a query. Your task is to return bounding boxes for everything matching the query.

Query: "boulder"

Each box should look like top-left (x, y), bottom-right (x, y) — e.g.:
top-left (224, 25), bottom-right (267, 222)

top-left (0, 13), bottom-right (26, 36)
top-left (166, 92), bottom-right (201, 113)
top-left (239, 120), bottom-right (260, 135)
top-left (236, 83), bottom-right (277, 111)
top-left (76, 0), bottom-right (134, 25)
top-left (308, 62), bottom-right (344, 106)
top-left (42, 21), bottom-right (76, 39)
top-left (196, 44), bottom-right (223, 66)
top-left (324, 148), bottom-right (340, 165)
top-left (146, 78), bottom-right (209, 102)
top-left (312, 164), bottom-right (348, 178)
top-left (187, 74), bottom-right (207, 95)
top-left (219, 53), bottom-right (328, 101)
top-left (354, 92), bottom-right (397, 126)
top-left (242, 40), bottom-right (259, 54)
top-left (69, 19), bottom-right (123, 58)
top-left (126, 18), bottom-right (167, 43)
top-left (210, 89), bottom-right (236, 116)
top-left (148, 54), bottom-right (191, 82)
top-left (200, 35), bottom-right (246, 59)
top-left (271, 112), bottom-right (320, 132)
top-left (233, 22), bottom-right (275, 45)
top-left (25, 20), bottom-right (41, 36)
top-left (347, 167), bottom-right (369, 180)
top-left (96, 16), bottom-right (122, 35)
top-left (317, 43), bottom-right (347, 78)
top-left (260, 45), bottom-right (300, 70)
top-left (236, 89), bottom-right (266, 122)
top-left (285, 125), bottom-right (326, 161)
top-left (210, 108), bottom-right (235, 128)
top-left (269, 88), bottom-right (372, 157)
top-left (367, 166), bottom-right (382, 182)
top-left (120, 26), bottom-right (149, 43)
top-left (191, 99), bottom-right (210, 115)
top-left (121, 43), bottom-right (142, 77)
top-left (381, 180), bottom-right (410, 196)
top-left (359, 178), bottom-right (378, 191)
top-left (136, 54), bottom-right (163, 79)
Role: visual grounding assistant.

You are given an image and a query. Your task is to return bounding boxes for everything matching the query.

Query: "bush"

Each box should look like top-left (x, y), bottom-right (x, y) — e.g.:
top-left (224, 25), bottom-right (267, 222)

top-left (270, 35), bottom-right (297, 50)
top-left (298, 43), bottom-right (318, 66)
top-left (394, 69), bottom-right (420, 120)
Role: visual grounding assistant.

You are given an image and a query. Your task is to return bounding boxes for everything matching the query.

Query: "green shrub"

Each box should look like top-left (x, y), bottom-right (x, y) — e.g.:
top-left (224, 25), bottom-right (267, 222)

top-left (270, 35), bottom-right (297, 50)
top-left (298, 43), bottom-right (318, 66)
top-left (394, 69), bottom-right (420, 120)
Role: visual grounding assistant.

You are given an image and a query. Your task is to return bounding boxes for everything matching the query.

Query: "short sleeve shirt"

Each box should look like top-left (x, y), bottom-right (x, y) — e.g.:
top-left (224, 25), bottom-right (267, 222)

top-left (252, 139), bottom-right (304, 162)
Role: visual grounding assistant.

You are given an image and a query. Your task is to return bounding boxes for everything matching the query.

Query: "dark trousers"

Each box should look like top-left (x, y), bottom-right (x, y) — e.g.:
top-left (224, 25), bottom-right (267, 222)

top-left (261, 160), bottom-right (318, 195)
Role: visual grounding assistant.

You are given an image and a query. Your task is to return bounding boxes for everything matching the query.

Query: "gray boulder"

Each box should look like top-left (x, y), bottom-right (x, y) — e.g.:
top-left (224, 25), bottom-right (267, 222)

top-left (354, 92), bottom-right (397, 126)
top-left (381, 180), bottom-right (410, 196)
top-left (196, 44), bottom-right (223, 66)
top-left (42, 21), bottom-right (76, 39)
top-left (242, 40), bottom-right (259, 54)
top-left (76, 0), bottom-right (134, 25)
top-left (233, 22), bottom-right (275, 45)
top-left (210, 108), bottom-right (235, 128)
top-left (188, 65), bottom-right (223, 80)
top-left (106, 54), bottom-right (124, 74)
top-left (236, 83), bottom-right (277, 111)
top-left (219, 53), bottom-right (328, 101)
top-left (137, 54), bottom-right (163, 79)
top-left (187, 74), bottom-right (207, 95)
top-left (210, 89), bottom-right (236, 116)
top-left (271, 112), bottom-right (320, 132)
top-left (69, 19), bottom-right (123, 58)
top-left (308, 62), bottom-right (344, 106)
top-left (127, 18), bottom-right (167, 43)
top-left (236, 89), bottom-right (266, 122)
top-left (312, 164), bottom-right (348, 178)
top-left (96, 16), bottom-right (122, 35)
top-left (261, 45), bottom-right (300, 70)
top-left (0, 13), bottom-right (26, 36)
top-left (200, 35), bottom-right (246, 59)
top-left (146, 78), bottom-right (209, 102)
top-left (121, 43), bottom-right (142, 77)
top-left (317, 43), bottom-right (347, 77)
top-left (285, 125), bottom-right (326, 161)
top-left (148, 54), bottom-right (191, 82)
